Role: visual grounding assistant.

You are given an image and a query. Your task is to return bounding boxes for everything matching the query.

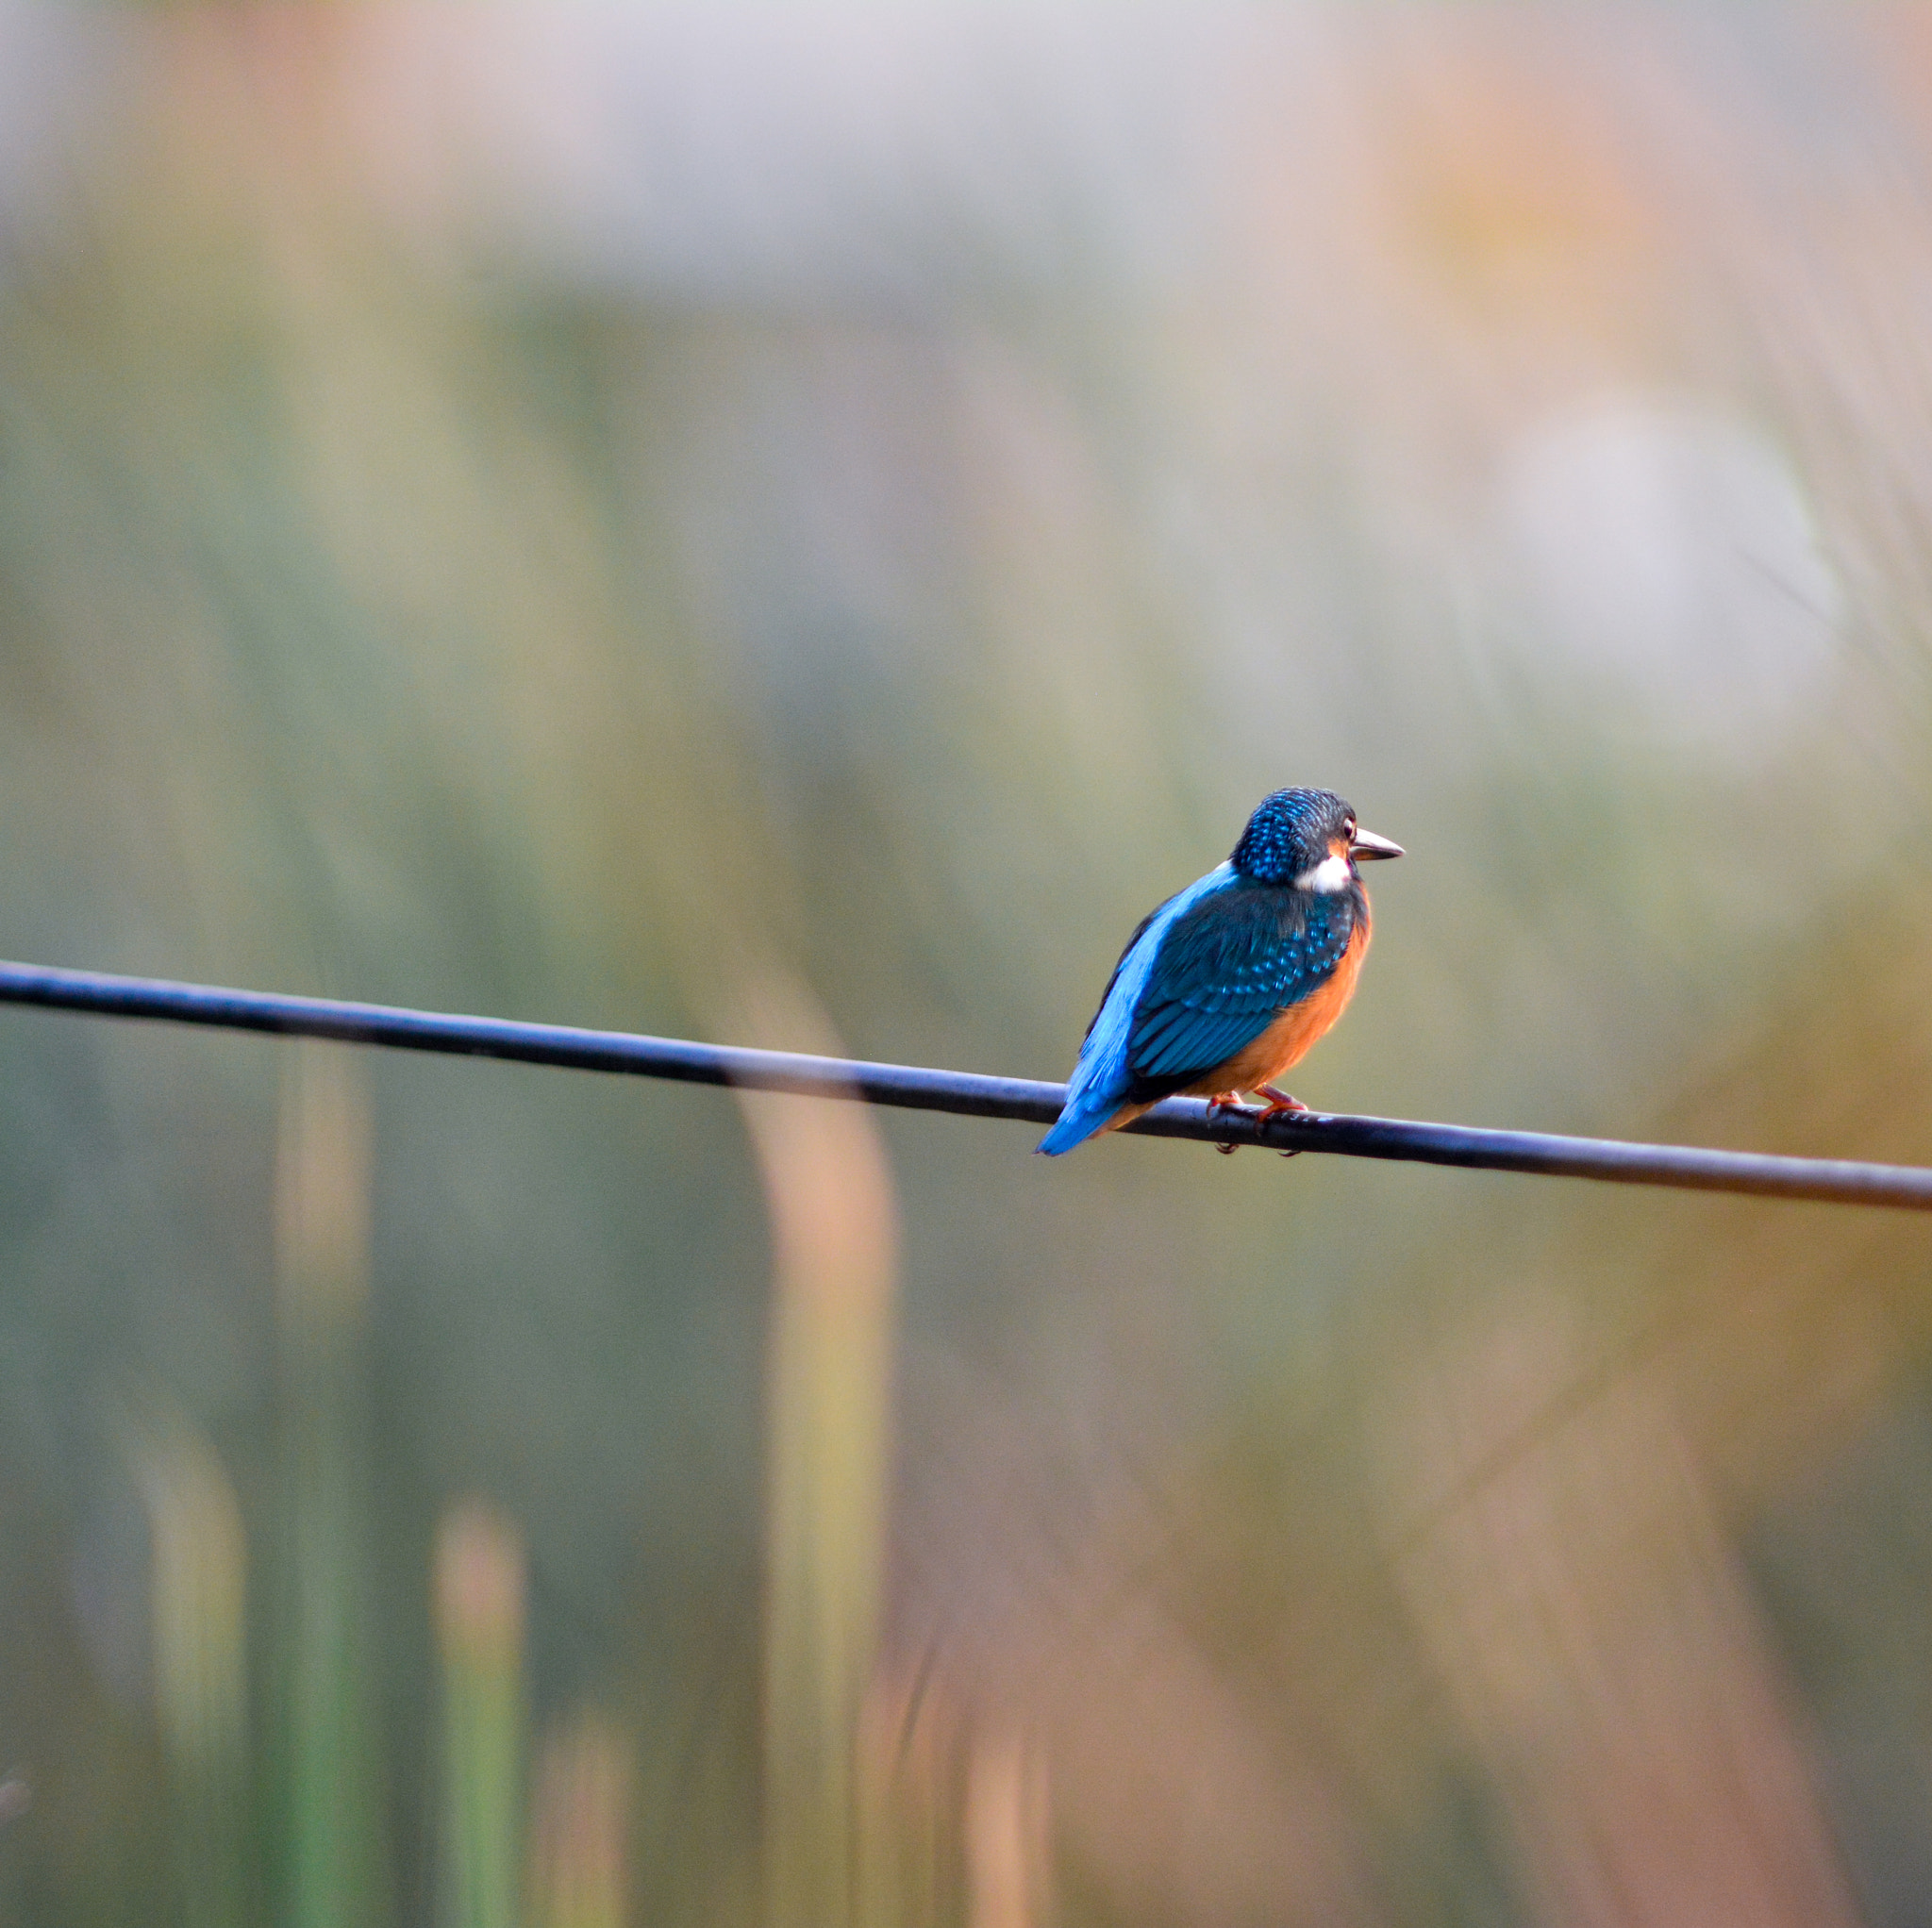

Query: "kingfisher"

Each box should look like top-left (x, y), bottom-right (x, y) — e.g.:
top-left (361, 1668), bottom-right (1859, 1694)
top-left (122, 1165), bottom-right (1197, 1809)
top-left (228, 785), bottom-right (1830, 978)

top-left (1038, 788), bottom-right (1402, 1155)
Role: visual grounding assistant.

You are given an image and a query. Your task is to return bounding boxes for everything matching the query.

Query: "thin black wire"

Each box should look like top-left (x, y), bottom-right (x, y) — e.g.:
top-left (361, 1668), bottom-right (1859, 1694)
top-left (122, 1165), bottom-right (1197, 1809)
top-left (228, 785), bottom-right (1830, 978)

top-left (0, 958), bottom-right (1927, 1212)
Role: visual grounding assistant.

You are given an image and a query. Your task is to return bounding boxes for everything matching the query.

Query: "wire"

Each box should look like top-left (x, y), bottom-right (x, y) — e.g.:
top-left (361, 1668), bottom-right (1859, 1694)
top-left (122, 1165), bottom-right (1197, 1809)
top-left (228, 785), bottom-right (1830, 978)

top-left (0, 958), bottom-right (1926, 1211)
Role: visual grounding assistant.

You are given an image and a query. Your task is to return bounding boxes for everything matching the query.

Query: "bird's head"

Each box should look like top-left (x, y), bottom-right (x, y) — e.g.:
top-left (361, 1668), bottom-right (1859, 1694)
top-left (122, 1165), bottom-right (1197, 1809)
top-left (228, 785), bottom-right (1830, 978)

top-left (1230, 788), bottom-right (1403, 889)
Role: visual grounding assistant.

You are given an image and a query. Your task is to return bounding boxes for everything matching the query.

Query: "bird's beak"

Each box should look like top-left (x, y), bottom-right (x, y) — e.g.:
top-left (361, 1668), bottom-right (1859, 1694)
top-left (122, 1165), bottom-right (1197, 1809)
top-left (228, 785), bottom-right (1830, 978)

top-left (1349, 827), bottom-right (1404, 861)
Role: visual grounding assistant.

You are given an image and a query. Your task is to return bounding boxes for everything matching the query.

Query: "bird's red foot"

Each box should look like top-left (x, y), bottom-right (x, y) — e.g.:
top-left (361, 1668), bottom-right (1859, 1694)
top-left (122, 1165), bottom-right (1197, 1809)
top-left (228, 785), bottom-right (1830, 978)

top-left (1254, 1084), bottom-right (1309, 1120)
top-left (1253, 1085), bottom-right (1308, 1156)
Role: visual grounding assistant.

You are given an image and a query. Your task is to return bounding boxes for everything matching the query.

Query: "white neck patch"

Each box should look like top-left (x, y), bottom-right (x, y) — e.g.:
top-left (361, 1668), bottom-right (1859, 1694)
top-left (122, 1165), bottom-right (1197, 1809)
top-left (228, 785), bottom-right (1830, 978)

top-left (1294, 852), bottom-right (1353, 893)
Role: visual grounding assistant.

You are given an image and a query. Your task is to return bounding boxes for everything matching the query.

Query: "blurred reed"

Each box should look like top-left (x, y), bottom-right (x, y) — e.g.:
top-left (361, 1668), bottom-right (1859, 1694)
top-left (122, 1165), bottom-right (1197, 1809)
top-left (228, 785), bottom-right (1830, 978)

top-left (527, 1709), bottom-right (632, 1928)
top-left (963, 1724), bottom-right (1047, 1928)
top-left (862, 1662), bottom-right (985, 1928)
top-left (127, 1396), bottom-right (250, 1928)
top-left (275, 1040), bottom-right (387, 1928)
top-left (1378, 1301), bottom-right (1860, 1927)
top-left (733, 979), bottom-right (905, 1928)
top-left (434, 1499), bottom-right (526, 1928)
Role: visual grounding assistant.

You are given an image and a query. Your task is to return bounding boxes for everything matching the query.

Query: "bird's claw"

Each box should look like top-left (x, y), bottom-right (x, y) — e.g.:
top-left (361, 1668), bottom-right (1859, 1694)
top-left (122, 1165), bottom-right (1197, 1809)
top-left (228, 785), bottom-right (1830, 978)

top-left (1253, 1086), bottom-right (1310, 1155)
top-left (1206, 1092), bottom-right (1247, 1154)
top-left (1206, 1089), bottom-right (1314, 1157)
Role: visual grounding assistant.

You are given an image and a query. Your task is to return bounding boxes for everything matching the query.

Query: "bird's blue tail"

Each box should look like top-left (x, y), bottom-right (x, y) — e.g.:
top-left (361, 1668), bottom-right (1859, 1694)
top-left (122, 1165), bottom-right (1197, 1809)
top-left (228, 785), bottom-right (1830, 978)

top-left (1036, 1097), bottom-right (1113, 1156)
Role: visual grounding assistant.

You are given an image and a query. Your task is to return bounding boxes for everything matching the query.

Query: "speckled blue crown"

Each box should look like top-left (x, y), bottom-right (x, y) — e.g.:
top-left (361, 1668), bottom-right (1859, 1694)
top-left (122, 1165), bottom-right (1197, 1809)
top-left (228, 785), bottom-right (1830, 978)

top-left (1230, 788), bottom-right (1353, 884)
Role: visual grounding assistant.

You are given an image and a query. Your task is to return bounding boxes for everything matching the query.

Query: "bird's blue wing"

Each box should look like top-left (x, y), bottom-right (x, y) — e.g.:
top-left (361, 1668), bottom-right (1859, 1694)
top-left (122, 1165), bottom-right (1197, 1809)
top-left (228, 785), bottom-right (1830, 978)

top-left (1121, 879), bottom-right (1356, 1100)
top-left (1038, 863), bottom-right (1237, 1154)
top-left (1038, 868), bottom-right (1360, 1155)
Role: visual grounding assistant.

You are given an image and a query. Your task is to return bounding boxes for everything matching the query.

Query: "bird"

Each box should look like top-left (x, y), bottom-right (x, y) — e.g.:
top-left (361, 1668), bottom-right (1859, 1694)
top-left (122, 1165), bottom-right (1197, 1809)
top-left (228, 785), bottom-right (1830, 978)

top-left (1038, 788), bottom-right (1401, 1155)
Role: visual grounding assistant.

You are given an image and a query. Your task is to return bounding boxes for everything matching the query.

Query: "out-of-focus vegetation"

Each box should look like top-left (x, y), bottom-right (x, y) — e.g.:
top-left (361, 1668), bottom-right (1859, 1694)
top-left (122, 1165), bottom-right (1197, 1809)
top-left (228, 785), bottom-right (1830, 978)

top-left (1, 8), bottom-right (1930, 1925)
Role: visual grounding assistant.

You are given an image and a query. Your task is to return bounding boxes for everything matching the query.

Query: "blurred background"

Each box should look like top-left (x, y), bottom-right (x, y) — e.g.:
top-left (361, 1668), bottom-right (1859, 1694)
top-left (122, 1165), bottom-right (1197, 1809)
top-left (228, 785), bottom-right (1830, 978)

top-left (0, 6), bottom-right (1930, 1924)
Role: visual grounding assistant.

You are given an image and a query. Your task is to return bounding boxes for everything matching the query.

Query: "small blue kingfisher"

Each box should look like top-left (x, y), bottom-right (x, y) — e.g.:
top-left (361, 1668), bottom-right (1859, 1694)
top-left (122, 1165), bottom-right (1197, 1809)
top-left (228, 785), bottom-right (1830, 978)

top-left (1039, 788), bottom-right (1402, 1155)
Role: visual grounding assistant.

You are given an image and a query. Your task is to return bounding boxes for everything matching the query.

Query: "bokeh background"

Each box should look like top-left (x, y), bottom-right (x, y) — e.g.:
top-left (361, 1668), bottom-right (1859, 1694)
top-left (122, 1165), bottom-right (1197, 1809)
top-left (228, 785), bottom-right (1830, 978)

top-left (1, 7), bottom-right (1931, 1925)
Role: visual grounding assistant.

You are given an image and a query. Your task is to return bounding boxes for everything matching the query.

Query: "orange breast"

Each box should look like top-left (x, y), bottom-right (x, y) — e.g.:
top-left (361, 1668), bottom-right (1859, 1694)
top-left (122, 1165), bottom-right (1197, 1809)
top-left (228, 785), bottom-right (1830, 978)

top-left (1179, 910), bottom-right (1372, 1099)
